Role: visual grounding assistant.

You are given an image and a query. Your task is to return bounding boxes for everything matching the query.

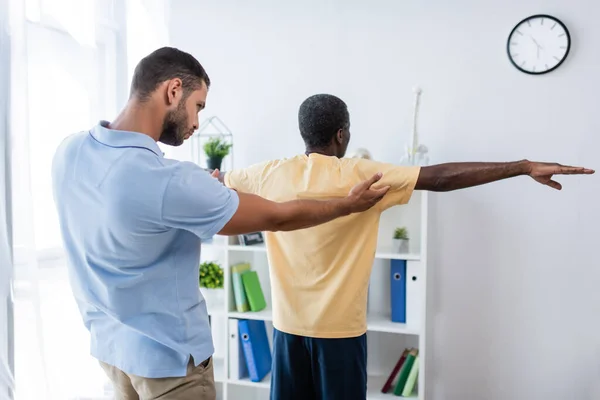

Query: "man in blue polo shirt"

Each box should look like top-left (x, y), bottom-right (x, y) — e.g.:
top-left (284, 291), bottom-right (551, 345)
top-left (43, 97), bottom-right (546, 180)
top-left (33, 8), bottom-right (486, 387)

top-left (50, 47), bottom-right (390, 400)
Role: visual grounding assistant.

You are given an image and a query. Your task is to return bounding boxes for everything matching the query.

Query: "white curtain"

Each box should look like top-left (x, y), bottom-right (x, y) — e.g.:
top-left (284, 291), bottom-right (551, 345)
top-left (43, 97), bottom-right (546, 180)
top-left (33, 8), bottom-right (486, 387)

top-left (8, 1), bottom-right (169, 399)
top-left (1, 0), bottom-right (15, 398)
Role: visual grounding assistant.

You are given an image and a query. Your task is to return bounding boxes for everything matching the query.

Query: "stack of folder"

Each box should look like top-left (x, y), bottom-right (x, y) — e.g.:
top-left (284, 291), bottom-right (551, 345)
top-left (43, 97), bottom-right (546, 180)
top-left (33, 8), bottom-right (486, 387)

top-left (228, 318), bottom-right (272, 382)
top-left (380, 347), bottom-right (419, 397)
top-left (231, 262), bottom-right (267, 312)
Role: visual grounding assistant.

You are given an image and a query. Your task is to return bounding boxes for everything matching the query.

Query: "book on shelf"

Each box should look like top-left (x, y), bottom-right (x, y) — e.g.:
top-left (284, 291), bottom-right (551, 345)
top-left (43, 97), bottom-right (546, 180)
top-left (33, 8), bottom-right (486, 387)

top-left (231, 263), bottom-right (251, 312)
top-left (380, 347), bottom-right (419, 397)
top-left (230, 262), bottom-right (267, 313)
top-left (241, 270), bottom-right (266, 312)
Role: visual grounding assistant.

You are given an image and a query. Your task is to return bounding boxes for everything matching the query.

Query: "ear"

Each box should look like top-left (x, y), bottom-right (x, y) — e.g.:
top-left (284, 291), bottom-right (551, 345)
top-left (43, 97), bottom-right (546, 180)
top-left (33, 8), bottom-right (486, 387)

top-left (336, 129), bottom-right (344, 143)
top-left (166, 78), bottom-right (183, 107)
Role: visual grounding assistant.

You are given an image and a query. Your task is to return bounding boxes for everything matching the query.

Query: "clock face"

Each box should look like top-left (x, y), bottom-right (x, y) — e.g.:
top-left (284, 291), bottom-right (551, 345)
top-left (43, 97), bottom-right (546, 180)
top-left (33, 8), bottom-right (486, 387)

top-left (507, 14), bottom-right (571, 74)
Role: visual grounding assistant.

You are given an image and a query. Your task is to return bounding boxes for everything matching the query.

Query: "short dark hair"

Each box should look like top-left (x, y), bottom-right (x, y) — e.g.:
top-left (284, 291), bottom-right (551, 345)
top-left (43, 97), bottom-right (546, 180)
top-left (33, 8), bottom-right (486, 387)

top-left (298, 94), bottom-right (350, 149)
top-left (130, 47), bottom-right (210, 101)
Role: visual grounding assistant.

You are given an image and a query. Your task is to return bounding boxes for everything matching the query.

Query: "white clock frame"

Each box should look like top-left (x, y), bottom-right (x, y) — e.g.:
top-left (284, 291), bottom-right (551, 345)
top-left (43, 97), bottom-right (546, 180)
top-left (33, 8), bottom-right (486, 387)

top-left (507, 14), bottom-right (571, 75)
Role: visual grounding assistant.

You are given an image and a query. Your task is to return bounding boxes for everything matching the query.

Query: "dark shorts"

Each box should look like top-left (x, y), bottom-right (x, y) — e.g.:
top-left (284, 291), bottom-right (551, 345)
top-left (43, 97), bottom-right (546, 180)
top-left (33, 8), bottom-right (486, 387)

top-left (270, 328), bottom-right (367, 400)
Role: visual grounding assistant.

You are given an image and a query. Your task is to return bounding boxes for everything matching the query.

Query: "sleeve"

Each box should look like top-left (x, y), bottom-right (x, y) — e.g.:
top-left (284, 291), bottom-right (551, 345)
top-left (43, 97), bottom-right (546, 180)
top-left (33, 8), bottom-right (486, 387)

top-left (161, 162), bottom-right (240, 240)
top-left (353, 158), bottom-right (421, 211)
top-left (223, 160), bottom-right (272, 195)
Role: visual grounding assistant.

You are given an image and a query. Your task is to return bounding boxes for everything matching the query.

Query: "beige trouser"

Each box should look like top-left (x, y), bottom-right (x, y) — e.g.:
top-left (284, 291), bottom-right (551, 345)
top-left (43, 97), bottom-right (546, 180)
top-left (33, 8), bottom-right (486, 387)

top-left (99, 356), bottom-right (216, 400)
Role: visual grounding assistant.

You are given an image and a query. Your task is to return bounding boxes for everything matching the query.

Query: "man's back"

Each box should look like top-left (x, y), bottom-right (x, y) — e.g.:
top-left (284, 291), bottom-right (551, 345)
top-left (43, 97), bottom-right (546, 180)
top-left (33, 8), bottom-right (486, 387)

top-left (225, 153), bottom-right (419, 337)
top-left (51, 122), bottom-right (239, 378)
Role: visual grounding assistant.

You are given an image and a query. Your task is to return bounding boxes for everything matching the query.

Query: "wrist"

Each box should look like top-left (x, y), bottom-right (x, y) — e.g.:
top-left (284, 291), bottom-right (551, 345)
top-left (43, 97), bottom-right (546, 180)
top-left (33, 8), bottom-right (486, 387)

top-left (336, 198), bottom-right (353, 216)
top-left (516, 159), bottom-right (532, 175)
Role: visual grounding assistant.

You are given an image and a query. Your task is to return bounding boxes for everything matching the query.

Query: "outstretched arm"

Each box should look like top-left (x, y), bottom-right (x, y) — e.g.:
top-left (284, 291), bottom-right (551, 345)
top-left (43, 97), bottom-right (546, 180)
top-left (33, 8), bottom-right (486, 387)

top-left (218, 173), bottom-right (390, 235)
top-left (415, 160), bottom-right (594, 192)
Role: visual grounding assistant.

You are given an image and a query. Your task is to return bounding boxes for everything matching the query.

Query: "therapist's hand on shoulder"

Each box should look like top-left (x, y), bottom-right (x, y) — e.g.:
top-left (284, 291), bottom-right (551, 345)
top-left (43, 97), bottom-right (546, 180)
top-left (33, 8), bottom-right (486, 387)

top-left (344, 172), bottom-right (390, 213)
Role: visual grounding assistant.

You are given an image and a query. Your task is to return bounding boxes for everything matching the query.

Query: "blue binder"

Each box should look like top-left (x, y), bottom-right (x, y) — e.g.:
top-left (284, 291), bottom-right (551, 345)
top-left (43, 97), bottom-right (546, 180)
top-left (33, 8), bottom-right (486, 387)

top-left (238, 319), bottom-right (272, 382)
top-left (391, 259), bottom-right (407, 323)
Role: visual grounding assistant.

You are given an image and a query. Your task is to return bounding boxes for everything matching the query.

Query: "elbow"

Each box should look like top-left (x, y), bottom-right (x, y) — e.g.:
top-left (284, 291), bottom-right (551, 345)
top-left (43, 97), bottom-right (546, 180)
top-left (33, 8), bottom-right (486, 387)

top-left (418, 175), bottom-right (452, 192)
top-left (417, 167), bottom-right (454, 192)
top-left (431, 176), bottom-right (453, 192)
top-left (264, 204), bottom-right (287, 232)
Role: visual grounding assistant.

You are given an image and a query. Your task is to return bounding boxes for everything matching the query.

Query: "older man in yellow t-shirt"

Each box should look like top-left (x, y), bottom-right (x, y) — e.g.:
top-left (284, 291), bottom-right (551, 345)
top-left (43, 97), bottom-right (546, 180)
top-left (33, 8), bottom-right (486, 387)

top-left (221, 94), bottom-right (592, 400)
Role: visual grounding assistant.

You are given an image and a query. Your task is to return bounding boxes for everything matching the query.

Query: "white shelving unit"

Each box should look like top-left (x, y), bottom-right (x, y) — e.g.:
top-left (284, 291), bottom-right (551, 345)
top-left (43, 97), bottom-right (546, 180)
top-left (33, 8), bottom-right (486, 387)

top-left (200, 191), bottom-right (429, 400)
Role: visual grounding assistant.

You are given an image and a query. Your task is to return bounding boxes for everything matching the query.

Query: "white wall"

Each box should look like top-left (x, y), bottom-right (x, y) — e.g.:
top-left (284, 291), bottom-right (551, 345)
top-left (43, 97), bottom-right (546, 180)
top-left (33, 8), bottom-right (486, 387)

top-left (169, 1), bottom-right (600, 399)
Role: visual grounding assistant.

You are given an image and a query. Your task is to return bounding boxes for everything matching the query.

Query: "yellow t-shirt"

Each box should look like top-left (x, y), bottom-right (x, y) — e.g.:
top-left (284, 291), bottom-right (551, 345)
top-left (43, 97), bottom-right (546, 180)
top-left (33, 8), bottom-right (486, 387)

top-left (225, 153), bottom-right (420, 338)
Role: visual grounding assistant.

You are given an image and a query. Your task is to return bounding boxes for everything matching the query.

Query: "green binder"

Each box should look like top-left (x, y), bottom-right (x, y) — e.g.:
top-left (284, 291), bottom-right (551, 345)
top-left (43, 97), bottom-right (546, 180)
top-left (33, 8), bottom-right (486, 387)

top-left (241, 270), bottom-right (266, 312)
top-left (393, 348), bottom-right (418, 395)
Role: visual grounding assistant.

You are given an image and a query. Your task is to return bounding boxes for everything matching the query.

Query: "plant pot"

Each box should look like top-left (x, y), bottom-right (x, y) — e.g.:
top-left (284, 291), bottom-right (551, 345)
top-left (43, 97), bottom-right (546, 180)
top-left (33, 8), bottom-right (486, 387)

top-left (207, 156), bottom-right (224, 171)
top-left (200, 287), bottom-right (224, 310)
top-left (393, 238), bottom-right (409, 253)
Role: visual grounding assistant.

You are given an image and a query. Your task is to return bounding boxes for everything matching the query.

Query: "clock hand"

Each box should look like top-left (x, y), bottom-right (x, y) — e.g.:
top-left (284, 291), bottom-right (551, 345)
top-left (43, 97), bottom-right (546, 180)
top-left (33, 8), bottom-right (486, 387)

top-left (530, 35), bottom-right (544, 49)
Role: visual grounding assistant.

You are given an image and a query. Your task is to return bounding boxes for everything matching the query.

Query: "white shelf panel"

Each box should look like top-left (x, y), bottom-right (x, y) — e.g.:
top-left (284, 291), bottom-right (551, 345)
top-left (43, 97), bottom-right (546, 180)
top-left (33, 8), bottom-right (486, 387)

top-left (226, 243), bottom-right (420, 260)
top-left (227, 309), bottom-right (418, 335)
top-left (227, 244), bottom-right (267, 252)
top-left (228, 372), bottom-right (271, 389)
top-left (228, 307), bottom-right (273, 321)
top-left (214, 357), bottom-right (225, 383)
top-left (367, 375), bottom-right (418, 399)
top-left (366, 314), bottom-right (420, 335)
top-left (228, 374), bottom-right (415, 398)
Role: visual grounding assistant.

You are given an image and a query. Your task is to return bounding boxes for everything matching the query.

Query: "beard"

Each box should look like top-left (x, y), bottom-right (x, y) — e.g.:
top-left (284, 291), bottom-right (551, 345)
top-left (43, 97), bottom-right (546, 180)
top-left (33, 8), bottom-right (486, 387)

top-left (159, 102), bottom-right (188, 146)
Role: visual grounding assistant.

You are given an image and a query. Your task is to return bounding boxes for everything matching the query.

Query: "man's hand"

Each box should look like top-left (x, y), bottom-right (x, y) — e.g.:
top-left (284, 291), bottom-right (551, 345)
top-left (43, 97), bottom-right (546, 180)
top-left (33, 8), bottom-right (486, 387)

top-left (527, 162), bottom-right (595, 190)
top-left (416, 159), bottom-right (594, 192)
top-left (343, 172), bottom-right (390, 213)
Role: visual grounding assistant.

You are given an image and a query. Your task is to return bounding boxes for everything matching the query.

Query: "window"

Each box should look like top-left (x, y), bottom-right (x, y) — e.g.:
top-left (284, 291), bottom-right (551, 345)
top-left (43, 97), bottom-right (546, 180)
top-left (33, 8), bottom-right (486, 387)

top-left (11, 2), bottom-right (127, 398)
top-left (12, 0), bottom-right (124, 255)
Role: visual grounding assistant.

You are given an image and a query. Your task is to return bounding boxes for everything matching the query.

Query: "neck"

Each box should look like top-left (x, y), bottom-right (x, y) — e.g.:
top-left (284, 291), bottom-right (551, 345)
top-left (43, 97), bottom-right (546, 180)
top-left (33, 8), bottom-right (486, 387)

top-left (305, 146), bottom-right (337, 157)
top-left (109, 98), bottom-right (165, 141)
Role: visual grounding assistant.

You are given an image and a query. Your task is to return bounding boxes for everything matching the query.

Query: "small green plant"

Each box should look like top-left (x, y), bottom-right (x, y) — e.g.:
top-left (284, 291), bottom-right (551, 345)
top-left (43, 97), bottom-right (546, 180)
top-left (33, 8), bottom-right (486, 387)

top-left (199, 261), bottom-right (224, 289)
top-left (203, 137), bottom-right (232, 159)
top-left (393, 227), bottom-right (409, 240)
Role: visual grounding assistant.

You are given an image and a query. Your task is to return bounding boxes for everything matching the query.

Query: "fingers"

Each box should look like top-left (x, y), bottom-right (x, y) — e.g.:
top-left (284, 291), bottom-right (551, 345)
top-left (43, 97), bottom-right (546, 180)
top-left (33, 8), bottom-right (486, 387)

top-left (557, 166), bottom-right (595, 175)
top-left (211, 169), bottom-right (220, 178)
top-left (371, 186), bottom-right (391, 198)
top-left (364, 172), bottom-right (383, 187)
top-left (546, 180), bottom-right (562, 190)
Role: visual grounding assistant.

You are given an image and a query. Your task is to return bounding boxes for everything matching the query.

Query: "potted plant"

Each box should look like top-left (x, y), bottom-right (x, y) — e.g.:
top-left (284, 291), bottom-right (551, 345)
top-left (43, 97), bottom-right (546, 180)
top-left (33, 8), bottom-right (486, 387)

top-left (203, 137), bottom-right (232, 171)
top-left (199, 261), bottom-right (225, 309)
top-left (393, 227), bottom-right (409, 253)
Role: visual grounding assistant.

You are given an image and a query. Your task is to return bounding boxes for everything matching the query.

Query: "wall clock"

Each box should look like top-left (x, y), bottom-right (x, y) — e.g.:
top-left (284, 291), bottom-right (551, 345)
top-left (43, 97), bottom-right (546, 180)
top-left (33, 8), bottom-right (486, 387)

top-left (507, 14), bottom-right (571, 75)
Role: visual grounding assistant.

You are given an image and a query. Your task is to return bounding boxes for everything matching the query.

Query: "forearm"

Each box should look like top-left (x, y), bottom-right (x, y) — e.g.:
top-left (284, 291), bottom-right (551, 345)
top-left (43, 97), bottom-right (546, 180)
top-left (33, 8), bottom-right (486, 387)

top-left (270, 198), bottom-right (351, 231)
top-left (415, 160), bottom-right (531, 192)
top-left (218, 192), bottom-right (352, 235)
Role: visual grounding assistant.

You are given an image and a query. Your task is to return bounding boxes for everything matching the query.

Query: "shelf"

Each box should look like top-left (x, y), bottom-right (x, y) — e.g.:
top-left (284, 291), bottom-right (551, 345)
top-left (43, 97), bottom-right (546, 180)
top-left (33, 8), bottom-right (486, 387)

top-left (228, 307), bottom-right (273, 321)
top-left (366, 314), bottom-right (420, 335)
top-left (214, 357), bottom-right (225, 383)
top-left (227, 243), bottom-right (420, 260)
top-left (228, 372), bottom-right (271, 389)
top-left (367, 375), bottom-right (418, 399)
top-left (227, 309), bottom-right (418, 335)
top-left (227, 244), bottom-right (267, 253)
top-left (374, 249), bottom-right (421, 261)
top-left (228, 374), bottom-right (414, 398)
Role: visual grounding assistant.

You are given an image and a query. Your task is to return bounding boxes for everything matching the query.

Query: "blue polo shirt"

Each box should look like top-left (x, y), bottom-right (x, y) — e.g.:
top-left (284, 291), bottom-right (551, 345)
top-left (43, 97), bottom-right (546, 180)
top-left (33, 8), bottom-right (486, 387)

top-left (51, 121), bottom-right (239, 378)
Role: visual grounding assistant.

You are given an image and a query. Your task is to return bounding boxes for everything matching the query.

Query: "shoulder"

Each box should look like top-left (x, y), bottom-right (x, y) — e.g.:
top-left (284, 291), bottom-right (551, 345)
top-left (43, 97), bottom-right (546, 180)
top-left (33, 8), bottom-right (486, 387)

top-left (52, 131), bottom-right (88, 163)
